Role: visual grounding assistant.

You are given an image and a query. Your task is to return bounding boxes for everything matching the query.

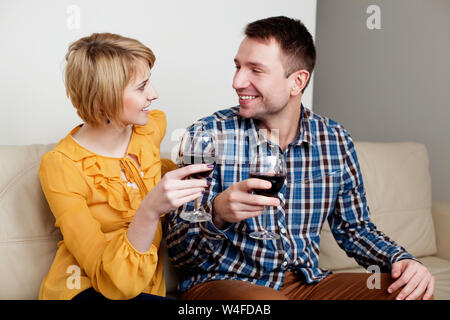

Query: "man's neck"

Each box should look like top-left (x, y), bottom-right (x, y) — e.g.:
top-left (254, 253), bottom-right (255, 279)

top-left (256, 99), bottom-right (302, 151)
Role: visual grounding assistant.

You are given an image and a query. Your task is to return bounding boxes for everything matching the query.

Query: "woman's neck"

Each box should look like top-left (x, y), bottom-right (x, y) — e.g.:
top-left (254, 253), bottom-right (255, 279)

top-left (72, 122), bottom-right (133, 158)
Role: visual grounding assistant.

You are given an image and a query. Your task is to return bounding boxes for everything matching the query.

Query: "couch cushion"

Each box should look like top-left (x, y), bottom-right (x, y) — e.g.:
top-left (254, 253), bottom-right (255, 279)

top-left (319, 142), bottom-right (436, 270)
top-left (0, 144), bottom-right (61, 299)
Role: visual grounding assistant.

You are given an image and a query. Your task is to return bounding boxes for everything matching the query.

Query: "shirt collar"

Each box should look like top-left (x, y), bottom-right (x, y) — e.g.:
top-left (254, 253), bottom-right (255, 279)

top-left (297, 104), bottom-right (315, 146)
top-left (247, 104), bottom-right (316, 149)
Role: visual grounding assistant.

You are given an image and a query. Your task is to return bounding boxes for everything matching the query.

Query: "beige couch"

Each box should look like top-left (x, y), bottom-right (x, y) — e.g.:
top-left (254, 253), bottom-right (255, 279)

top-left (1, 142), bottom-right (449, 299)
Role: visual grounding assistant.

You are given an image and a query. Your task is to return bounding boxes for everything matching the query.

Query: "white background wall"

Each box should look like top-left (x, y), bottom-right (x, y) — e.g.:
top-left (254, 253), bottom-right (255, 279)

top-left (0, 0), bottom-right (316, 153)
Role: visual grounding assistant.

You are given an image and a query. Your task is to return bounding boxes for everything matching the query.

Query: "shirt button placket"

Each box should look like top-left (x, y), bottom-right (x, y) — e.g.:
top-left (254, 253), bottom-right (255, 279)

top-left (277, 206), bottom-right (291, 268)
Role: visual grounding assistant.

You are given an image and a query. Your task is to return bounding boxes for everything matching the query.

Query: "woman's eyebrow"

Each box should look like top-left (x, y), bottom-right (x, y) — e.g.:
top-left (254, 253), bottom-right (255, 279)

top-left (135, 73), bottom-right (151, 87)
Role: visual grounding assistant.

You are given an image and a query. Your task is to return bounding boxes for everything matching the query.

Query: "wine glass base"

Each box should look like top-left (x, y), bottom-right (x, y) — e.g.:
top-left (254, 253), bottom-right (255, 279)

top-left (249, 231), bottom-right (280, 240)
top-left (180, 210), bottom-right (211, 222)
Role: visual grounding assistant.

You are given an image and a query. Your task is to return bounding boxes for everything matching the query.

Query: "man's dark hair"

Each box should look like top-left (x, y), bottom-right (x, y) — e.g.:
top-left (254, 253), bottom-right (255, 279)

top-left (245, 16), bottom-right (316, 92)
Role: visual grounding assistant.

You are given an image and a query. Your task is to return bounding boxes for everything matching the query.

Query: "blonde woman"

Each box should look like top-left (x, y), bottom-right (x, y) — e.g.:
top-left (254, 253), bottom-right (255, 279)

top-left (38, 33), bottom-right (211, 300)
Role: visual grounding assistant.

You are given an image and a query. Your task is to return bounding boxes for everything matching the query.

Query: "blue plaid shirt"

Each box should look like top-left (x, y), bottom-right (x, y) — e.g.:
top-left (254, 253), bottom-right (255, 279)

top-left (166, 105), bottom-right (415, 294)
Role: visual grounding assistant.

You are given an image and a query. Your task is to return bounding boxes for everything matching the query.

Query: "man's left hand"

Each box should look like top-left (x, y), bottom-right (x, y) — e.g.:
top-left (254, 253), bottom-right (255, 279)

top-left (388, 259), bottom-right (434, 300)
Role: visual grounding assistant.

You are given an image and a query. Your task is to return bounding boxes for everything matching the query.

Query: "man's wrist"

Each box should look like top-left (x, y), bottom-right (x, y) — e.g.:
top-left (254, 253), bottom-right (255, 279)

top-left (390, 251), bottom-right (420, 267)
top-left (211, 195), bottom-right (228, 230)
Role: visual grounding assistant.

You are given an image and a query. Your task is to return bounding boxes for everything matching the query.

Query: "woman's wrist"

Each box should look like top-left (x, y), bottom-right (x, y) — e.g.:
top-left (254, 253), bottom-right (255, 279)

top-left (138, 198), bottom-right (162, 222)
top-left (127, 203), bottom-right (160, 253)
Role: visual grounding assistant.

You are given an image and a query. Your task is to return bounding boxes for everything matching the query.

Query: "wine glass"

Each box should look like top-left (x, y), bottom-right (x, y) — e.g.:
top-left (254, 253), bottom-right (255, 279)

top-left (249, 148), bottom-right (286, 240)
top-left (177, 125), bottom-right (216, 222)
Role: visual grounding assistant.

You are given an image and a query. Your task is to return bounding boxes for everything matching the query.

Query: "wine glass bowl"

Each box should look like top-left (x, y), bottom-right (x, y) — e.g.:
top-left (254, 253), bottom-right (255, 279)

top-left (177, 126), bottom-right (215, 222)
top-left (249, 150), bottom-right (286, 240)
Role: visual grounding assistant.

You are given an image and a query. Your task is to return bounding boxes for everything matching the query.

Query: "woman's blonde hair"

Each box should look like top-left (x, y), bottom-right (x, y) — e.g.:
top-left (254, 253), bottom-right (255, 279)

top-left (65, 33), bottom-right (155, 126)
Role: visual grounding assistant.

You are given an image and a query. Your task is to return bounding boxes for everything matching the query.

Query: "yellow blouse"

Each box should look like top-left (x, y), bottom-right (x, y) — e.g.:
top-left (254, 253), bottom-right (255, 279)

top-left (38, 110), bottom-right (168, 300)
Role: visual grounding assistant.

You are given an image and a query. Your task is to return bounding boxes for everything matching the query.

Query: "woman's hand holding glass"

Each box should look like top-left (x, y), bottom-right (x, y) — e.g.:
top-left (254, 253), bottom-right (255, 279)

top-left (140, 164), bottom-right (213, 219)
top-left (127, 163), bottom-right (212, 252)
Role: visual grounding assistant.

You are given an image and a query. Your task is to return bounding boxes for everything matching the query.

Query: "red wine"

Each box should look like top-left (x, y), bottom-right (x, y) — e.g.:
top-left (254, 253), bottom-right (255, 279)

top-left (250, 173), bottom-right (285, 197)
top-left (180, 154), bottom-right (215, 179)
top-left (191, 167), bottom-right (214, 179)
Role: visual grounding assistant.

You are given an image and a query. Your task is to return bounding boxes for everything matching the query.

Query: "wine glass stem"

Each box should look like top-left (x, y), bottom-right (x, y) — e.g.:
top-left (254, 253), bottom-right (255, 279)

top-left (262, 205), bottom-right (268, 234)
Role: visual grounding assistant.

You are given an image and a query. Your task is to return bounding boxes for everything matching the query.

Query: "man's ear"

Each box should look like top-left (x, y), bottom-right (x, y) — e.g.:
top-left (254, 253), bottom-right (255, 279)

top-left (290, 70), bottom-right (310, 96)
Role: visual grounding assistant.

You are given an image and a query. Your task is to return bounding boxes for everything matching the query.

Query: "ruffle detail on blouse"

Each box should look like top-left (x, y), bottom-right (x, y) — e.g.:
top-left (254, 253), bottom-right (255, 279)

top-left (128, 127), bottom-right (161, 178)
top-left (128, 121), bottom-right (162, 202)
top-left (53, 112), bottom-right (164, 219)
top-left (82, 155), bottom-right (140, 217)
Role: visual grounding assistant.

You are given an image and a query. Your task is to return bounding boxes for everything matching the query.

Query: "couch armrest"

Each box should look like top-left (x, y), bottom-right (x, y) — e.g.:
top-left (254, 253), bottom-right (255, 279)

top-left (431, 199), bottom-right (450, 260)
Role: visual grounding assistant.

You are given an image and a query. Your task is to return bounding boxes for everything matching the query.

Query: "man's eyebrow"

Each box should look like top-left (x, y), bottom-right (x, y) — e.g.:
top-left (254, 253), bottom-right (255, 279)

top-left (234, 58), bottom-right (267, 69)
top-left (248, 62), bottom-right (267, 69)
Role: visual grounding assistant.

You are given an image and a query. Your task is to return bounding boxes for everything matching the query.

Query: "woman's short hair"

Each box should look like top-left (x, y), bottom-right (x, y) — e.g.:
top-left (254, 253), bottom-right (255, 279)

top-left (65, 33), bottom-right (155, 126)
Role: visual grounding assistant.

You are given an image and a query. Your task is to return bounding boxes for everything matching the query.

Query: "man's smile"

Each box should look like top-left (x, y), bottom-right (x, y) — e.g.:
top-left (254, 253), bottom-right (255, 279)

top-left (239, 95), bottom-right (258, 100)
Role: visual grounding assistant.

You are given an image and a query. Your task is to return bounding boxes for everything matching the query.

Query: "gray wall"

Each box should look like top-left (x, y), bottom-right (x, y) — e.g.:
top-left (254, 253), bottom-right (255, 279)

top-left (313, 0), bottom-right (450, 202)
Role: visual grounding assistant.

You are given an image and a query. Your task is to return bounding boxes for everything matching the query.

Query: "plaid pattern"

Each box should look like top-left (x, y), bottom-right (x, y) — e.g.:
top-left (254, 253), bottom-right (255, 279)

top-left (166, 105), bottom-right (416, 294)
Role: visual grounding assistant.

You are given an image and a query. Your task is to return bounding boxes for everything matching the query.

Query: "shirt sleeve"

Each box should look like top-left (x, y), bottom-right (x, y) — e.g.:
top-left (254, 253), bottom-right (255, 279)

top-left (328, 131), bottom-right (418, 271)
top-left (39, 151), bottom-right (160, 299)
